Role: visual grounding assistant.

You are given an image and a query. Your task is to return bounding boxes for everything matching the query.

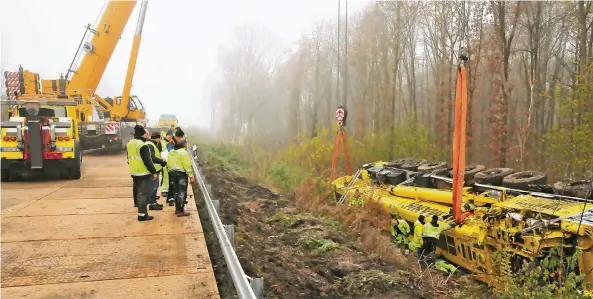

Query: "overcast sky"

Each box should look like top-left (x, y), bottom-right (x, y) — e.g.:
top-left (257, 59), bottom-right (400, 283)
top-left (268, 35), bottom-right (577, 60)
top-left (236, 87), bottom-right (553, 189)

top-left (0, 0), bottom-right (368, 128)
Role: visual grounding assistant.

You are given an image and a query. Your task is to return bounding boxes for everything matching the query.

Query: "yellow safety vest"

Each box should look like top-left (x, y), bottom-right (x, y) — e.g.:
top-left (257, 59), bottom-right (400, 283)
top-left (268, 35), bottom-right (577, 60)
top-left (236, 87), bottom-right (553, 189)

top-left (146, 141), bottom-right (162, 172)
top-left (409, 220), bottom-right (424, 249)
top-left (127, 139), bottom-right (150, 176)
top-left (422, 222), bottom-right (452, 239)
top-left (168, 147), bottom-right (194, 176)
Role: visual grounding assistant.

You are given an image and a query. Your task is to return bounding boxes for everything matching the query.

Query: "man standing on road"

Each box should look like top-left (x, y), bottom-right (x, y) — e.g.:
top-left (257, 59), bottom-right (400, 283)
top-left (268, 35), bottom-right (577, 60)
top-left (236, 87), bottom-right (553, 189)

top-left (167, 137), bottom-right (194, 217)
top-left (127, 125), bottom-right (158, 221)
top-left (146, 131), bottom-right (166, 211)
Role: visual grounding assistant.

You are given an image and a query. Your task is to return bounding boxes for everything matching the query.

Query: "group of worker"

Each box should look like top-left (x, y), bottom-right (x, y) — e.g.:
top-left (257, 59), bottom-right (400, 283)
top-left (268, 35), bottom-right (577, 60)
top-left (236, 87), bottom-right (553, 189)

top-left (391, 214), bottom-right (455, 261)
top-left (347, 189), bottom-right (457, 261)
top-left (127, 124), bottom-right (195, 221)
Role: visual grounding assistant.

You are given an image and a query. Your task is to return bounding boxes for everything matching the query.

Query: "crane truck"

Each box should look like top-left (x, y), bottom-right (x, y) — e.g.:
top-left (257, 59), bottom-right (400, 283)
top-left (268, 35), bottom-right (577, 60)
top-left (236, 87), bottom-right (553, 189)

top-left (3, 0), bottom-right (149, 152)
top-left (1, 95), bottom-right (82, 181)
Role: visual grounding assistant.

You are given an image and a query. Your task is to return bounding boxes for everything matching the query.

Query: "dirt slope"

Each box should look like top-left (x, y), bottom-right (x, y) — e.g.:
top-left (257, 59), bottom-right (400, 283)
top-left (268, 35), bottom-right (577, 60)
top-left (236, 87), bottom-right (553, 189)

top-left (194, 166), bottom-right (483, 299)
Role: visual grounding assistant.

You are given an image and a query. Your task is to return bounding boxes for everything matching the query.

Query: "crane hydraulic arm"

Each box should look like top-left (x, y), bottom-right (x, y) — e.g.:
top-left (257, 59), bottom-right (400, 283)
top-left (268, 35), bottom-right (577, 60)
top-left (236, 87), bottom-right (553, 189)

top-left (113, 0), bottom-right (148, 121)
top-left (66, 0), bottom-right (137, 97)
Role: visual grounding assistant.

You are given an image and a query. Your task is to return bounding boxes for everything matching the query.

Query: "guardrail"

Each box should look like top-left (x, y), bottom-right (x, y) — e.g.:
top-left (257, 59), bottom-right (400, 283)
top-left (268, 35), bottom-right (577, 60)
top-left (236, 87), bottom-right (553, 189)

top-left (190, 145), bottom-right (261, 299)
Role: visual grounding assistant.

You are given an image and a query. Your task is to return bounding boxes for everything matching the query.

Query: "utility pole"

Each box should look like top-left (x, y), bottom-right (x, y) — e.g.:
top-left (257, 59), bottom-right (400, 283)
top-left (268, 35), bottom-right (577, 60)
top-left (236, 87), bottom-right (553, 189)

top-left (343, 1), bottom-right (348, 110)
top-left (336, 1), bottom-right (340, 107)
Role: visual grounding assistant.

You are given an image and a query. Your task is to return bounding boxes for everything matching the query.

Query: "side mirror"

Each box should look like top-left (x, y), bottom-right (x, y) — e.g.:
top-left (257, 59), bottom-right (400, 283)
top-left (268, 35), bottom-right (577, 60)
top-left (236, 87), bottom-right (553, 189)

top-left (80, 112), bottom-right (86, 122)
top-left (192, 145), bottom-right (197, 158)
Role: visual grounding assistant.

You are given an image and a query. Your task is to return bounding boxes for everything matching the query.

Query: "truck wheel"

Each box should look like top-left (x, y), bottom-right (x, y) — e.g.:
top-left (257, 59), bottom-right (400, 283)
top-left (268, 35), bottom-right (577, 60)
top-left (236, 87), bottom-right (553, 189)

top-left (70, 146), bottom-right (82, 180)
top-left (553, 179), bottom-right (593, 199)
top-left (1, 170), bottom-right (9, 182)
top-left (474, 168), bottom-right (515, 186)
top-left (418, 162), bottom-right (447, 172)
top-left (502, 171), bottom-right (547, 190)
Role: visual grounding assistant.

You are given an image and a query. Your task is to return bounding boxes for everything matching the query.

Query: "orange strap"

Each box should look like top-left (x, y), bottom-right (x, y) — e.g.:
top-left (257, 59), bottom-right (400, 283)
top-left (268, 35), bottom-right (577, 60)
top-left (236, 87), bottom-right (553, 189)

top-left (329, 129), bottom-right (352, 181)
top-left (452, 65), bottom-right (468, 224)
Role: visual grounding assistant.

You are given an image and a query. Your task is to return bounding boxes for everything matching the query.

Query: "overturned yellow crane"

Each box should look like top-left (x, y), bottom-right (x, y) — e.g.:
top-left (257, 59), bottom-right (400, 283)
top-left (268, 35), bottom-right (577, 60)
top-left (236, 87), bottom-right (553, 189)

top-left (332, 55), bottom-right (593, 293)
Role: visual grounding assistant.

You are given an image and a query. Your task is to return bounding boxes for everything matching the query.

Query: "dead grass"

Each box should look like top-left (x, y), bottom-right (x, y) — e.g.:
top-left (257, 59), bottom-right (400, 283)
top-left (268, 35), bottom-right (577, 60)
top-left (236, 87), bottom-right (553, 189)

top-left (293, 177), bottom-right (408, 268)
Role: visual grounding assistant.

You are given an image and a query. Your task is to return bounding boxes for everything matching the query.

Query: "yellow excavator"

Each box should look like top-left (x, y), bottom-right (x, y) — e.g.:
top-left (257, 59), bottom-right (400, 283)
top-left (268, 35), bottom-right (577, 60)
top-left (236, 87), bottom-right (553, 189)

top-left (3, 0), bottom-right (149, 151)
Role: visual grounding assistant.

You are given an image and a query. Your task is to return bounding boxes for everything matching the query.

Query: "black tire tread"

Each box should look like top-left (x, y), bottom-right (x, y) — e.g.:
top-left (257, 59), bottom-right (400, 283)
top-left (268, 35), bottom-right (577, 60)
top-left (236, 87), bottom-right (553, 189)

top-left (502, 171), bottom-right (547, 190)
top-left (418, 162), bottom-right (448, 172)
top-left (474, 168), bottom-right (515, 186)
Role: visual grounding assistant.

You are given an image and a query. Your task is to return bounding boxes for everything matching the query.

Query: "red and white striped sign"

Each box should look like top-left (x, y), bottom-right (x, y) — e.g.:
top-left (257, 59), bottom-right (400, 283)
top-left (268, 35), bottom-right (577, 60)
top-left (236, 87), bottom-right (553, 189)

top-left (105, 122), bottom-right (121, 134)
top-left (336, 107), bottom-right (345, 126)
top-left (5, 72), bottom-right (20, 100)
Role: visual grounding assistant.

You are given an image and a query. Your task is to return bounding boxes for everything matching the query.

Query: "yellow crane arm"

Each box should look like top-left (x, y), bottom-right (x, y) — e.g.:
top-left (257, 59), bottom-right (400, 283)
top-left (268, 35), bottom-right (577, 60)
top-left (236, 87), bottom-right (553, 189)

top-left (113, 0), bottom-right (148, 120)
top-left (67, 0), bottom-right (137, 96)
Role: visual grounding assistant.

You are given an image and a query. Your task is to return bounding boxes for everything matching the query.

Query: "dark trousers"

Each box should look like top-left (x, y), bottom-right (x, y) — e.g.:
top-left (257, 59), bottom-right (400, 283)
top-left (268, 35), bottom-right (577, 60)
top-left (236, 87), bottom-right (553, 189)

top-left (421, 237), bottom-right (438, 257)
top-left (133, 175), bottom-right (153, 215)
top-left (169, 171), bottom-right (188, 213)
top-left (133, 178), bottom-right (138, 206)
top-left (149, 172), bottom-right (160, 205)
top-left (166, 173), bottom-right (175, 202)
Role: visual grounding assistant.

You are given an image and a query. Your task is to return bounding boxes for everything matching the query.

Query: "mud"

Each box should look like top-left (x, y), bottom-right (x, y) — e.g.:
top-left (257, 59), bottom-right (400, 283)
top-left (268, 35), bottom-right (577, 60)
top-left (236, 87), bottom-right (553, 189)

top-left (194, 166), bottom-right (430, 299)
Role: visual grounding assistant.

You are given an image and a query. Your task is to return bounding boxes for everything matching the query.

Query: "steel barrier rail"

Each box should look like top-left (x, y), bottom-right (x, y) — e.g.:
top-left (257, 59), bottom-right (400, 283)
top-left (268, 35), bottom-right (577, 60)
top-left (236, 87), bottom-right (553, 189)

top-left (189, 146), bottom-right (257, 299)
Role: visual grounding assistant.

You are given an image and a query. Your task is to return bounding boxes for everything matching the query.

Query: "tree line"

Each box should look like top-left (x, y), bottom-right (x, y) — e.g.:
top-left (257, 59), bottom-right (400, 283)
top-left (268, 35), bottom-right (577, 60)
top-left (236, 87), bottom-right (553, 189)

top-left (209, 1), bottom-right (593, 180)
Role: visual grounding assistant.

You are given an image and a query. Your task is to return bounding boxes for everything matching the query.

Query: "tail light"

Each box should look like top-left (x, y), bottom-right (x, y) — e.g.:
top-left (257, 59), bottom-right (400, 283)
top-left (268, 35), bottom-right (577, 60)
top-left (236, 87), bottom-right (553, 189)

top-left (64, 136), bottom-right (70, 141)
top-left (9, 136), bottom-right (17, 141)
top-left (57, 136), bottom-right (64, 141)
top-left (3, 136), bottom-right (9, 141)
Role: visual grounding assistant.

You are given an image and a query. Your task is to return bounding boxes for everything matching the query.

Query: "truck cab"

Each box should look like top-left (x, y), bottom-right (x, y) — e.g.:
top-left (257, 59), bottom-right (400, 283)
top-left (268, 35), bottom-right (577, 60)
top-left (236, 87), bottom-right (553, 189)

top-left (1, 96), bottom-right (82, 180)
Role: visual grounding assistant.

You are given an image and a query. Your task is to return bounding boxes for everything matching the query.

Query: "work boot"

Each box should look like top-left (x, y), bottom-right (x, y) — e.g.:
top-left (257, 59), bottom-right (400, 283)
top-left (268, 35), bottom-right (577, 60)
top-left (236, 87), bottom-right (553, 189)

top-left (167, 200), bottom-right (175, 206)
top-left (138, 214), bottom-right (154, 221)
top-left (176, 211), bottom-right (190, 217)
top-left (149, 203), bottom-right (163, 210)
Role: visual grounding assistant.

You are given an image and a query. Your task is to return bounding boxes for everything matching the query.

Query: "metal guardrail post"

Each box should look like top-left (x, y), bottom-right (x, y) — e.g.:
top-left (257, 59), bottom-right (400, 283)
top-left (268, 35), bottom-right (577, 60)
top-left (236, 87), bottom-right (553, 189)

top-left (189, 145), bottom-right (257, 299)
top-left (224, 224), bottom-right (236, 251)
top-left (213, 200), bottom-right (220, 214)
top-left (250, 277), bottom-right (264, 299)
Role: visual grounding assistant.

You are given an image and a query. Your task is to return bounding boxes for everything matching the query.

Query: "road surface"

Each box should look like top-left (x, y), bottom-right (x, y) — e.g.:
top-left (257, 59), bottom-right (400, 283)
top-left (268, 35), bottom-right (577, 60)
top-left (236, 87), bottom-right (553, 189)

top-left (1, 153), bottom-right (219, 299)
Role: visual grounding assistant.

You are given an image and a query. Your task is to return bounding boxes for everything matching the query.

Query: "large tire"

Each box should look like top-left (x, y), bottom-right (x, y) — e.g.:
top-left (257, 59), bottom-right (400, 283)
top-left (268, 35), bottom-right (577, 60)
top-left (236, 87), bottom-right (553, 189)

top-left (502, 171), bottom-right (547, 190)
top-left (465, 164), bottom-right (486, 185)
top-left (474, 168), bottom-right (515, 186)
top-left (418, 162), bottom-right (448, 172)
top-left (385, 169), bottom-right (407, 185)
top-left (387, 158), bottom-right (413, 169)
top-left (553, 179), bottom-right (593, 199)
top-left (1, 169), bottom-right (9, 182)
top-left (431, 168), bottom-right (452, 190)
top-left (69, 144), bottom-right (82, 180)
top-left (367, 165), bottom-right (384, 181)
top-left (401, 159), bottom-right (426, 171)
top-left (414, 172), bottom-right (436, 188)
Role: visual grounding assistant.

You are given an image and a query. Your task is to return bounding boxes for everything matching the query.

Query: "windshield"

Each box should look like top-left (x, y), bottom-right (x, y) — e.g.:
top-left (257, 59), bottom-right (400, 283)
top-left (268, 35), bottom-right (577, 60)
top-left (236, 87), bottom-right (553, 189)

top-left (131, 95), bottom-right (144, 111)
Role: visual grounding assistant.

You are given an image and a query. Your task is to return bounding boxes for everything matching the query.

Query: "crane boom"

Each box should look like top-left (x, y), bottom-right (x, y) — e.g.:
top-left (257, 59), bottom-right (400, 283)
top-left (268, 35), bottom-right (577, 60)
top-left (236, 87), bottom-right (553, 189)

top-left (116, 0), bottom-right (148, 120)
top-left (67, 0), bottom-right (137, 96)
